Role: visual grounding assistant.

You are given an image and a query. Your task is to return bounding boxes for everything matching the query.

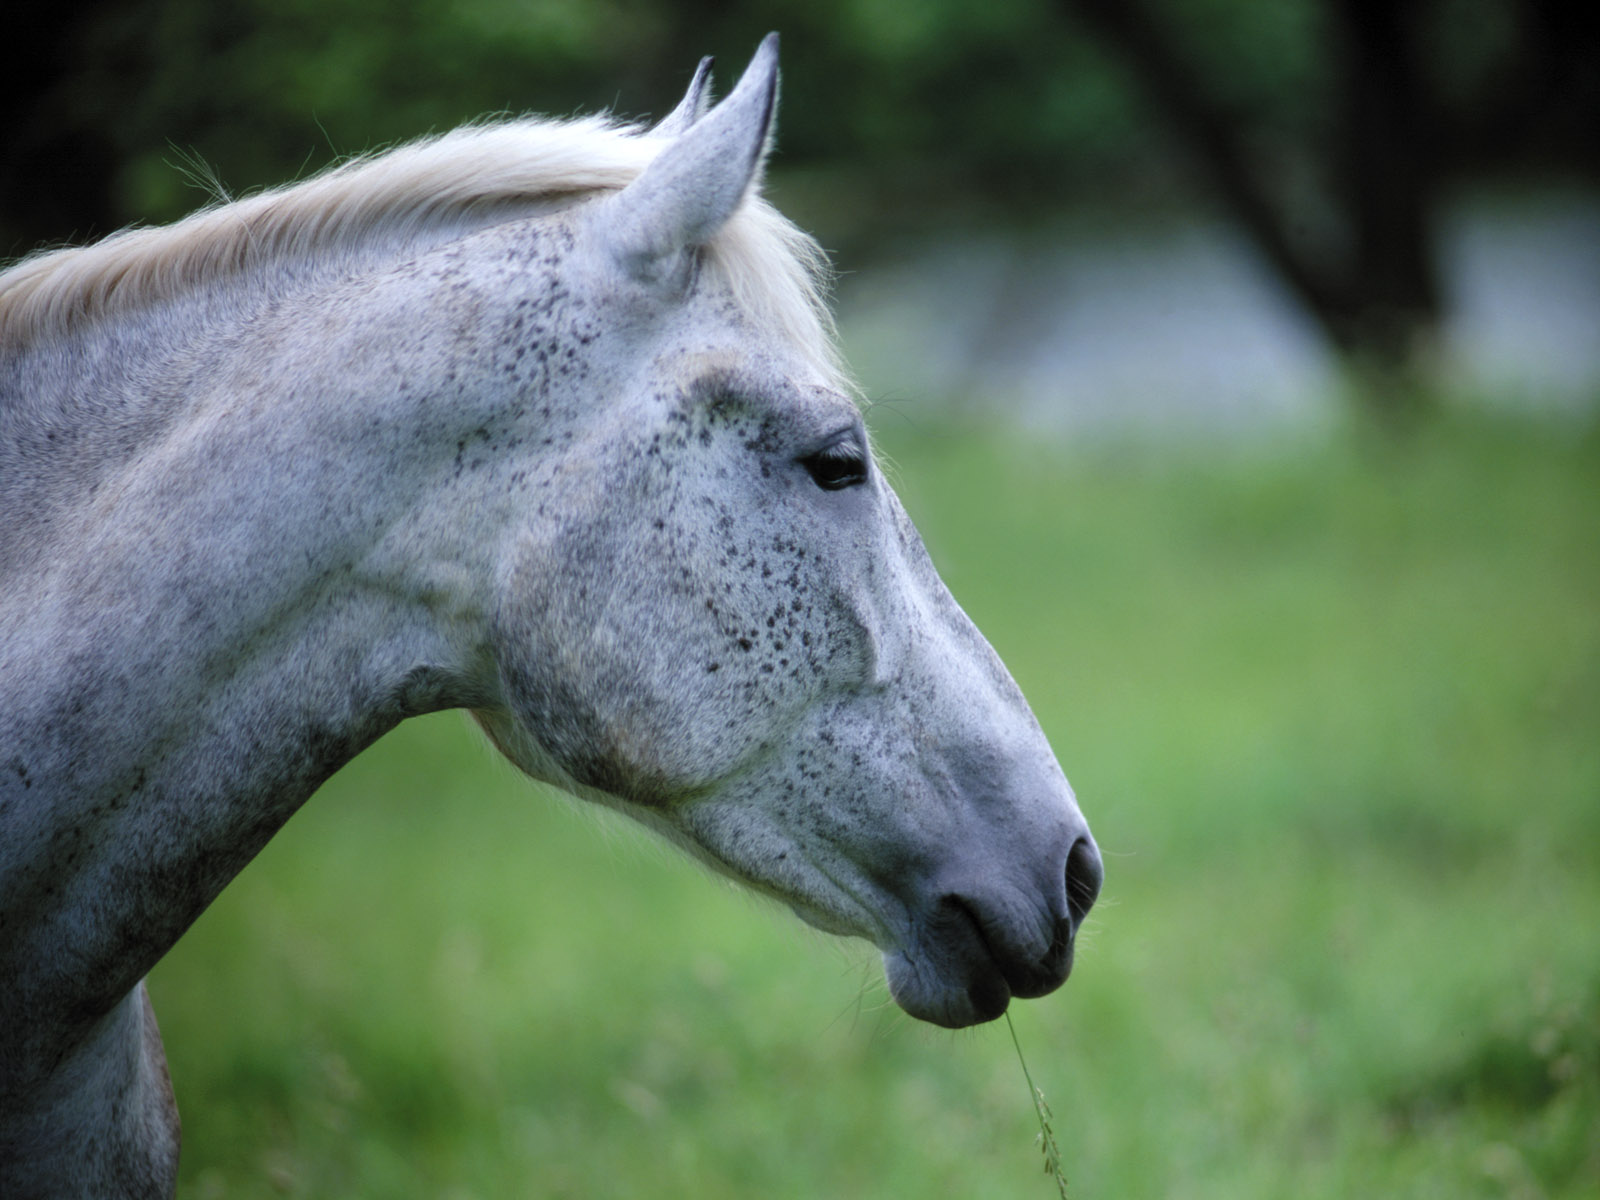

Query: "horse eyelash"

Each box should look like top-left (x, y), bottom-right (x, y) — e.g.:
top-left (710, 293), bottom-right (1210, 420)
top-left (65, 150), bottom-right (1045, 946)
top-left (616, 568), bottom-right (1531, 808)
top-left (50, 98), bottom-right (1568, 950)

top-left (799, 441), bottom-right (869, 491)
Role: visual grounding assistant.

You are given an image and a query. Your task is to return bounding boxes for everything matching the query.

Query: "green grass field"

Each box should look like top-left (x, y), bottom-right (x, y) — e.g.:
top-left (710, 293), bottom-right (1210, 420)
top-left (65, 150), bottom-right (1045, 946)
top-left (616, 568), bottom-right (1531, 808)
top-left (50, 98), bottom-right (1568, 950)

top-left (150, 413), bottom-right (1599, 1198)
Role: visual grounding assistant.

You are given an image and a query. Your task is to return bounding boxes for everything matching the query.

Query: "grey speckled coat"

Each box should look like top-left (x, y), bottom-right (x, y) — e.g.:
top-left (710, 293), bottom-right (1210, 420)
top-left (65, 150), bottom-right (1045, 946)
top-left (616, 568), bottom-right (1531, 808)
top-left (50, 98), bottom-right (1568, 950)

top-left (0, 38), bottom-right (1100, 1198)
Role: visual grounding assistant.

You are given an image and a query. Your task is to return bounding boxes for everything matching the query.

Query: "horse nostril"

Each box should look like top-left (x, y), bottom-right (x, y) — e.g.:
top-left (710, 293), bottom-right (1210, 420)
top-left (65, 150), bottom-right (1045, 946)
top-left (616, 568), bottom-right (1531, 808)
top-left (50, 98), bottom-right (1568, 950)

top-left (1065, 836), bottom-right (1103, 929)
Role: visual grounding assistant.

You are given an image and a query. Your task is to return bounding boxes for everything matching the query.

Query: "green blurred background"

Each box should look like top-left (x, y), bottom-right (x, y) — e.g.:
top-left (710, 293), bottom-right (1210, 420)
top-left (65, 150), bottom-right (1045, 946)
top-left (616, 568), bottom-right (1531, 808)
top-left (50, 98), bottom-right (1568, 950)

top-left (7, 2), bottom-right (1597, 1196)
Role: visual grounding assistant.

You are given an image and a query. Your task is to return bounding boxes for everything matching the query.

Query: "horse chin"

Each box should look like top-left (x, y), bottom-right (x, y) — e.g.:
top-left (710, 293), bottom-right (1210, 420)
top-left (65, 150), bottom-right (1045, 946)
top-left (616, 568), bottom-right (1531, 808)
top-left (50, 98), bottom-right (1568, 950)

top-left (883, 948), bottom-right (1013, 1029)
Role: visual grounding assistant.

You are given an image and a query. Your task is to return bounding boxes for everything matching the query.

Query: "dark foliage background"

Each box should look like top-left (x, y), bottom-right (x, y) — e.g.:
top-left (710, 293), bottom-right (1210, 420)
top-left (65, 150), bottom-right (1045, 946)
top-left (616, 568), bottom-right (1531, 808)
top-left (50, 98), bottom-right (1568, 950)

top-left (6, 0), bottom-right (1593, 406)
top-left (4, 1), bottom-right (1590, 234)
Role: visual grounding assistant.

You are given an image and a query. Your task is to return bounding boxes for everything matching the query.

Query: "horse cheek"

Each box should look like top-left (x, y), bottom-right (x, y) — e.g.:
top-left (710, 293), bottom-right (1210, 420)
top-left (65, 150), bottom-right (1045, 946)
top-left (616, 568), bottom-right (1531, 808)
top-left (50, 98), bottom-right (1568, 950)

top-left (489, 521), bottom-right (721, 805)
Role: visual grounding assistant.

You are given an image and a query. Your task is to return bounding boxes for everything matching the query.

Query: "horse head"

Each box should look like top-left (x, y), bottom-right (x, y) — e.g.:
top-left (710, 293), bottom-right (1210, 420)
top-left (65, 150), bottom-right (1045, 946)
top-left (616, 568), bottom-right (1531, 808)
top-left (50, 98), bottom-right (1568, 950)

top-left (473, 36), bottom-right (1102, 1027)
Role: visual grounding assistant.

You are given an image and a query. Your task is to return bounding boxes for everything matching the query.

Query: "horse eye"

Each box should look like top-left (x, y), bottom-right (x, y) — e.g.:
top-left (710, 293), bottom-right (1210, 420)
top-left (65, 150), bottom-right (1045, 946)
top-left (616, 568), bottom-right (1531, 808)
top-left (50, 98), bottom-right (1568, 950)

top-left (800, 440), bottom-right (869, 491)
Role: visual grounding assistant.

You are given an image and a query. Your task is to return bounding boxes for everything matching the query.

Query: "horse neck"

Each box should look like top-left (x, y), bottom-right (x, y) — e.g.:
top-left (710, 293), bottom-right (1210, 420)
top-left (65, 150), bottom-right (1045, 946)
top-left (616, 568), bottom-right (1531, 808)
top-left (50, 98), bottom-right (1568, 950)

top-left (0, 296), bottom-right (228, 578)
top-left (0, 225), bottom-right (549, 1076)
top-left (0, 216), bottom-right (518, 558)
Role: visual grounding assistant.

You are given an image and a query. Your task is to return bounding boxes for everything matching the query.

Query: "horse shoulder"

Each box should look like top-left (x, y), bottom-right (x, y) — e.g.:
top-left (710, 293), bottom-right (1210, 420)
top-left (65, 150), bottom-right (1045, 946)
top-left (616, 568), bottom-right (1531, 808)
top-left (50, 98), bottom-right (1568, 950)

top-left (0, 982), bottom-right (179, 1199)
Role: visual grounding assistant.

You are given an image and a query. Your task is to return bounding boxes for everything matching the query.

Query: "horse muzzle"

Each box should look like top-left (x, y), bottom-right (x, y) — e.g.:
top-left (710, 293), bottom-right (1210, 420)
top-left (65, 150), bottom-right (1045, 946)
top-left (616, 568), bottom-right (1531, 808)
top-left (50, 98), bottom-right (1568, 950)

top-left (883, 832), bottom-right (1103, 1028)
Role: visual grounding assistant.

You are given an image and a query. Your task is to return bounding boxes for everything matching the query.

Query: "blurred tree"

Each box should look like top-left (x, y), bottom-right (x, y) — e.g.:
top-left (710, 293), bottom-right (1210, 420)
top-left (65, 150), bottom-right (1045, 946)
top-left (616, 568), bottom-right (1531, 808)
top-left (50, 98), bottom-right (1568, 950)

top-left (1057, 0), bottom-right (1599, 414)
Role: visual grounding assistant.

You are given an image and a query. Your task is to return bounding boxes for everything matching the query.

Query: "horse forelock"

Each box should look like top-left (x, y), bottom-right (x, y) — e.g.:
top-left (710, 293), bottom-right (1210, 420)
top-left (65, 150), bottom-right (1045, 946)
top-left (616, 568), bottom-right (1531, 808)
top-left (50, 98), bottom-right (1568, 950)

top-left (0, 115), bottom-right (845, 389)
top-left (702, 194), bottom-right (847, 391)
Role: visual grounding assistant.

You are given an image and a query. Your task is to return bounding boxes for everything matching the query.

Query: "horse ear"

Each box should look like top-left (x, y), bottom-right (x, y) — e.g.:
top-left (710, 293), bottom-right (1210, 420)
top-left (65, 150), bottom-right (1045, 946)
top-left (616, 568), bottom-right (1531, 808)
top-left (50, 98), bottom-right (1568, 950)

top-left (652, 56), bottom-right (715, 138)
top-left (602, 34), bottom-right (779, 282)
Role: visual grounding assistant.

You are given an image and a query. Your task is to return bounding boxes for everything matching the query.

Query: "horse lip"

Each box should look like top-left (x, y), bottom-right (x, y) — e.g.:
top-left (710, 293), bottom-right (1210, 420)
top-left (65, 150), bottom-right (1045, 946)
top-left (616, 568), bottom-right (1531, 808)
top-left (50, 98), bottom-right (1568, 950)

top-left (883, 944), bottom-right (1012, 1029)
top-left (946, 894), bottom-right (1074, 1001)
top-left (882, 890), bottom-right (1073, 1028)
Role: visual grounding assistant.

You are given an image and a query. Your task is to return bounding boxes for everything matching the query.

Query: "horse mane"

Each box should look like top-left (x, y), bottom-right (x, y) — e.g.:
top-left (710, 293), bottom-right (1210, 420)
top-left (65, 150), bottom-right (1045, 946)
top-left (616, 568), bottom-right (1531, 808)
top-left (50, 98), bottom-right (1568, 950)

top-left (0, 116), bottom-right (843, 384)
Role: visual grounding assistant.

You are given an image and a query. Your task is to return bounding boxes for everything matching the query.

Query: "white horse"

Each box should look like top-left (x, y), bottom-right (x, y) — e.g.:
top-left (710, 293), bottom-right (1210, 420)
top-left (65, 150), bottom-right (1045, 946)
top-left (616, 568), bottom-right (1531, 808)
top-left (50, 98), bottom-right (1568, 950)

top-left (0, 37), bottom-right (1101, 1197)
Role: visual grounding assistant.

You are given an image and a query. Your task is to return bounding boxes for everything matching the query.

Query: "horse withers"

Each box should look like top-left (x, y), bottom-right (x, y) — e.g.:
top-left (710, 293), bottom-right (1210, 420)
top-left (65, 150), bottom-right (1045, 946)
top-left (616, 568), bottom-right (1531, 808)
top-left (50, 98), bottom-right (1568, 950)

top-left (0, 37), bottom-right (1101, 1197)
